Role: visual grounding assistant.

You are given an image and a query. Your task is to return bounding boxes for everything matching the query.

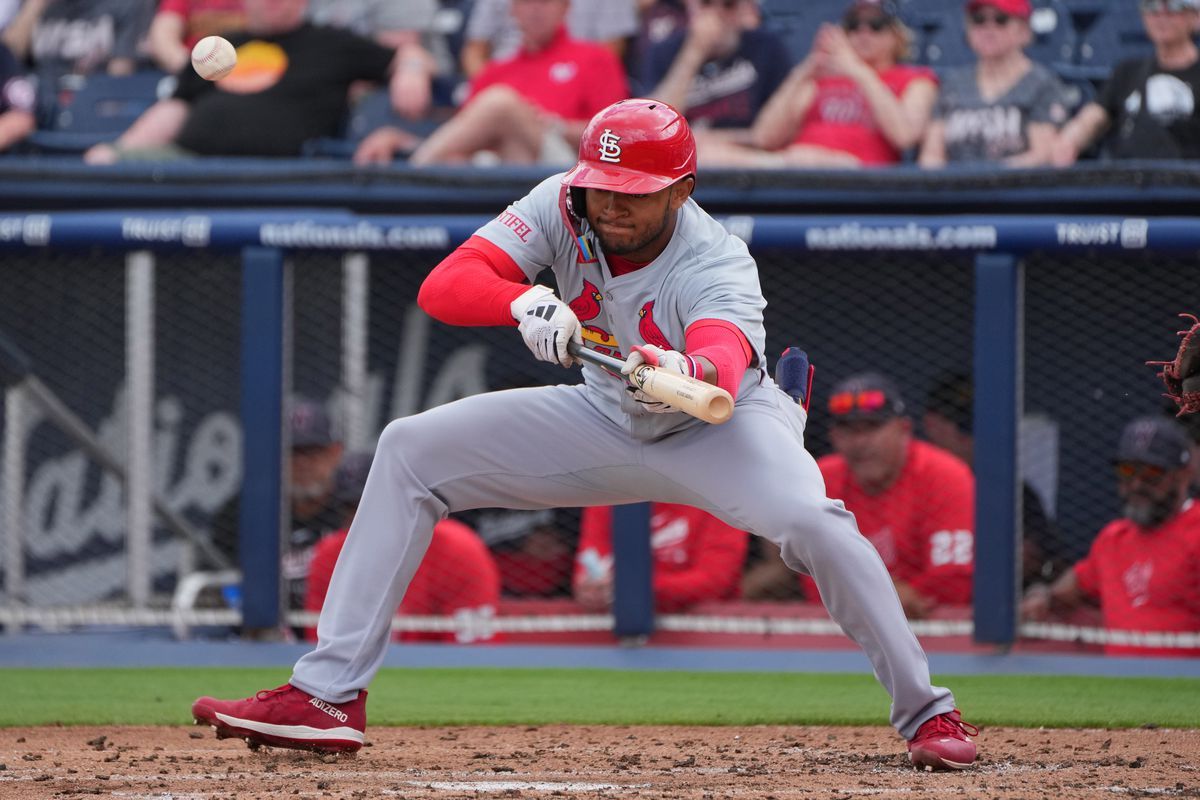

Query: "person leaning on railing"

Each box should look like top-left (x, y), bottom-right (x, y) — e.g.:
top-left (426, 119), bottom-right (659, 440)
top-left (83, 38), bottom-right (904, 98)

top-left (1052, 0), bottom-right (1200, 165)
top-left (1021, 416), bottom-right (1200, 657)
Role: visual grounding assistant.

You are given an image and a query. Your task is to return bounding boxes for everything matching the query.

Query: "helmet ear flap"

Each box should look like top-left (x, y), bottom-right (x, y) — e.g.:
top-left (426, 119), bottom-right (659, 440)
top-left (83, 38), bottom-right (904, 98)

top-left (569, 186), bottom-right (587, 219)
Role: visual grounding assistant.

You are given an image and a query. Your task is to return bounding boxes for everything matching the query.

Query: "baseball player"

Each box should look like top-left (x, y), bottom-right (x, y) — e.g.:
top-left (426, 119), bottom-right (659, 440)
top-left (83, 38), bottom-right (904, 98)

top-left (192, 98), bottom-right (978, 770)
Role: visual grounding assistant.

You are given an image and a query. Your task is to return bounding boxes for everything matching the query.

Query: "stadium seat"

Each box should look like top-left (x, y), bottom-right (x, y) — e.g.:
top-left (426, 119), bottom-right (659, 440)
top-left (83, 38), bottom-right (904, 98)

top-left (1071, 3), bottom-right (1152, 80)
top-left (27, 70), bottom-right (171, 154)
top-left (302, 87), bottom-right (442, 160)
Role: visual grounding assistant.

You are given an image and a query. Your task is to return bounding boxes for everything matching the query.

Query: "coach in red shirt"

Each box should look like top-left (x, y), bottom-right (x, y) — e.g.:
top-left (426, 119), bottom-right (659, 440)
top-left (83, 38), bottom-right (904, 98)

top-left (355, 0), bottom-right (629, 165)
top-left (1022, 416), bottom-right (1200, 657)
top-left (743, 372), bottom-right (975, 619)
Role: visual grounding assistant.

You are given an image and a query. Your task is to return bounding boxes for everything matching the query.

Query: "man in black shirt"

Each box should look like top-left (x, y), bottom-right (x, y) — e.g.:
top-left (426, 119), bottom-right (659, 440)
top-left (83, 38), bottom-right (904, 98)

top-left (1053, 0), bottom-right (1200, 164)
top-left (83, 0), bottom-right (410, 161)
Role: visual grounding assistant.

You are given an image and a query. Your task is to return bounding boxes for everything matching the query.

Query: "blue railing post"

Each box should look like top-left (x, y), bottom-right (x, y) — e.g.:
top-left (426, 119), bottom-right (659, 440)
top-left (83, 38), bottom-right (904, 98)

top-left (973, 252), bottom-right (1021, 646)
top-left (239, 246), bottom-right (286, 631)
top-left (611, 502), bottom-right (654, 640)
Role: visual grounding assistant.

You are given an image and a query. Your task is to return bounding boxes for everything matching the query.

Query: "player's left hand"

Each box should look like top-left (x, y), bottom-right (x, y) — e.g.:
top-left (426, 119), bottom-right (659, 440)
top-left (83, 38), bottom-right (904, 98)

top-left (621, 344), bottom-right (695, 413)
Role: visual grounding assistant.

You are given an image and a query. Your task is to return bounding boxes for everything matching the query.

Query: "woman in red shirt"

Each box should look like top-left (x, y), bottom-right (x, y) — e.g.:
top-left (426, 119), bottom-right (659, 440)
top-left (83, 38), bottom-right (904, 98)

top-left (699, 0), bottom-right (937, 168)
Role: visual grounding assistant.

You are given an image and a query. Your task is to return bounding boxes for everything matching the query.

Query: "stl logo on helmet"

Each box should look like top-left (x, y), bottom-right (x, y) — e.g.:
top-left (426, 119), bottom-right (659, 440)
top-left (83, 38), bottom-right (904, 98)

top-left (597, 129), bottom-right (622, 163)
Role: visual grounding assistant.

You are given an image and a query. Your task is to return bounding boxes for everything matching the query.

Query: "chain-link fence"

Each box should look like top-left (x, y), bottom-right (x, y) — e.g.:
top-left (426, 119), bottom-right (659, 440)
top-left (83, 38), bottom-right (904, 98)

top-left (1, 212), bottom-right (1196, 655)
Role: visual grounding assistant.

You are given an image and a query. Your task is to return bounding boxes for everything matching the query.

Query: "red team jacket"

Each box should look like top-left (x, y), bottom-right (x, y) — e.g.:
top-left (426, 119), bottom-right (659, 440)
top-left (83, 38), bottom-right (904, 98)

top-left (807, 440), bottom-right (975, 606)
top-left (1073, 499), bottom-right (1200, 657)
top-left (304, 519), bottom-right (501, 643)
top-left (574, 503), bottom-right (750, 612)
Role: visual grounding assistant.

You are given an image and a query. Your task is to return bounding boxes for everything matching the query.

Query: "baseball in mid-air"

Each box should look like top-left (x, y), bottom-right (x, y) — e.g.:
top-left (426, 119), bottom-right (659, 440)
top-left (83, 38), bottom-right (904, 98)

top-left (191, 35), bottom-right (237, 81)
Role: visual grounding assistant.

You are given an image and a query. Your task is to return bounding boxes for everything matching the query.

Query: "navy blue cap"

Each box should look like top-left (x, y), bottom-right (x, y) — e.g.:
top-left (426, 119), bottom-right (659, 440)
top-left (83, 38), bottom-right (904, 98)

top-left (289, 397), bottom-right (335, 448)
top-left (1115, 416), bottom-right (1192, 469)
top-left (828, 372), bottom-right (906, 421)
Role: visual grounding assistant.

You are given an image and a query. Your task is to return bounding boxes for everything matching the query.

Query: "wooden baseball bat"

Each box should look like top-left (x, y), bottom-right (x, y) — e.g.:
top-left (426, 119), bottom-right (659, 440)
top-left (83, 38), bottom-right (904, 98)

top-left (568, 342), bottom-right (734, 425)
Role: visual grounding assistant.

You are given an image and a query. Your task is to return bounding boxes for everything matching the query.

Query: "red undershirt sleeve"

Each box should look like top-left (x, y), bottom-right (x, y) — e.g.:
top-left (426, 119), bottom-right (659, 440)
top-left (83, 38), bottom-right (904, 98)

top-left (684, 319), bottom-right (753, 399)
top-left (417, 235), bottom-right (531, 327)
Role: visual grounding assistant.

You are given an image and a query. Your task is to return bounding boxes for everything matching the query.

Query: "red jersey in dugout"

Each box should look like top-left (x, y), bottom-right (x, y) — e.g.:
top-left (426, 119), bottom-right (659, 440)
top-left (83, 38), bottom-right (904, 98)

top-left (304, 519), bottom-right (501, 643)
top-left (574, 503), bottom-right (750, 612)
top-left (1073, 499), bottom-right (1200, 657)
top-left (806, 439), bottom-right (975, 605)
top-left (467, 26), bottom-right (630, 121)
top-left (793, 64), bottom-right (937, 165)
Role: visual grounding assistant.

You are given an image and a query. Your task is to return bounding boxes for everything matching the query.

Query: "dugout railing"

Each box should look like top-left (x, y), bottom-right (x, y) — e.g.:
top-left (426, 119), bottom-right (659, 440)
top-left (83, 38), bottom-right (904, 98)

top-left (0, 209), bottom-right (1196, 652)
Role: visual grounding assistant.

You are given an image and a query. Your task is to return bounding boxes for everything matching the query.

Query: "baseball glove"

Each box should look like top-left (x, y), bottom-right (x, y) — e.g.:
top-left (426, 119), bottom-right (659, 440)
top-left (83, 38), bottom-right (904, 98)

top-left (1149, 312), bottom-right (1200, 416)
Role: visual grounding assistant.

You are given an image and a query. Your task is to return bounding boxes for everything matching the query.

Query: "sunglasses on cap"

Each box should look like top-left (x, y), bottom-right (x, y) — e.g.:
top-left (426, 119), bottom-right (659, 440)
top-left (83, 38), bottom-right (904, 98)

top-left (968, 10), bottom-right (1012, 26)
top-left (843, 15), bottom-right (891, 31)
top-left (1114, 461), bottom-right (1170, 482)
top-left (1140, 0), bottom-right (1197, 11)
top-left (828, 388), bottom-right (890, 415)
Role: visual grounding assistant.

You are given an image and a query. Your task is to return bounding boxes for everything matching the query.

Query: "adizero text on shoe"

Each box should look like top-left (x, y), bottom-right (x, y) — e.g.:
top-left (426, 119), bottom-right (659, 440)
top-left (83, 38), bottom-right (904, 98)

top-left (907, 709), bottom-right (979, 770)
top-left (191, 684), bottom-right (366, 753)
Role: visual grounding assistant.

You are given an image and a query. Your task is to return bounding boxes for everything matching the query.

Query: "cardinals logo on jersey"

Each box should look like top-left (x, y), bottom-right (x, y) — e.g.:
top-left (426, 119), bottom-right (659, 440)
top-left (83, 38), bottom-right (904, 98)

top-left (566, 280), bottom-right (620, 357)
top-left (637, 300), bottom-right (672, 349)
top-left (1122, 560), bottom-right (1154, 608)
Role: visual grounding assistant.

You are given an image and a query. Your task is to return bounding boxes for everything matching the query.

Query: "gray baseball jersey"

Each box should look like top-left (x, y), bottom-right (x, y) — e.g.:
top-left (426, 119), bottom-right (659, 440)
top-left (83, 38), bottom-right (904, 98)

top-left (291, 177), bottom-right (955, 740)
top-left (475, 173), bottom-right (766, 440)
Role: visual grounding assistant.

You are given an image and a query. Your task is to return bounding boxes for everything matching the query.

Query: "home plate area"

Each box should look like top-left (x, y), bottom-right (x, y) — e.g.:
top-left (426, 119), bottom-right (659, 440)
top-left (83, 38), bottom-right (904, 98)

top-left (1, 724), bottom-right (1196, 799)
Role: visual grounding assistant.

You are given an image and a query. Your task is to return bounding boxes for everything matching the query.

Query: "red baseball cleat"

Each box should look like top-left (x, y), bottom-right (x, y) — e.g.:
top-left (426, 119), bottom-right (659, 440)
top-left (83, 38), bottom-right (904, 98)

top-left (192, 684), bottom-right (366, 753)
top-left (907, 709), bottom-right (979, 770)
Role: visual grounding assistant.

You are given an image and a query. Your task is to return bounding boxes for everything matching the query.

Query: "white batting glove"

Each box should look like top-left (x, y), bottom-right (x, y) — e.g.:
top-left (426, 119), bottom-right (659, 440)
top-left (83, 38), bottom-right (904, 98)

top-left (621, 344), bottom-right (695, 413)
top-left (511, 285), bottom-right (583, 368)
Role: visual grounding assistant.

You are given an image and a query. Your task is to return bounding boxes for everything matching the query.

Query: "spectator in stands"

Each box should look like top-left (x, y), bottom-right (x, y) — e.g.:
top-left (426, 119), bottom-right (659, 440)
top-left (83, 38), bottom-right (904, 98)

top-left (640, 0), bottom-right (790, 136)
top-left (82, 0), bottom-right (412, 162)
top-left (305, 451), bottom-right (501, 644)
top-left (698, 0), bottom-right (937, 168)
top-left (573, 503), bottom-right (750, 613)
top-left (918, 0), bottom-right (1068, 167)
top-left (627, 0), bottom-right (689, 90)
top-left (3, 0), bottom-right (154, 126)
top-left (308, 0), bottom-right (440, 119)
top-left (354, 0), bottom-right (629, 166)
top-left (209, 396), bottom-right (345, 613)
top-left (0, 40), bottom-right (35, 151)
top-left (459, 0), bottom-right (638, 79)
top-left (742, 373), bottom-right (975, 619)
top-left (1052, 0), bottom-right (1200, 164)
top-left (1021, 416), bottom-right (1200, 657)
top-left (922, 371), bottom-right (1065, 585)
top-left (147, 0), bottom-right (246, 75)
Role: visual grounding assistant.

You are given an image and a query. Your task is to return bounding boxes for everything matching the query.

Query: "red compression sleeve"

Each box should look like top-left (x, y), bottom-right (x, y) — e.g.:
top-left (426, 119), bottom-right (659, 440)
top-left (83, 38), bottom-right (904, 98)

top-left (684, 319), bottom-right (753, 399)
top-left (417, 235), bottom-right (530, 327)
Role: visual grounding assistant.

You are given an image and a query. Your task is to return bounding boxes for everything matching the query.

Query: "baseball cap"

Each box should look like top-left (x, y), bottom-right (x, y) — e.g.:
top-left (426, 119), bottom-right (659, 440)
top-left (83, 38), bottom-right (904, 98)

top-left (288, 397), bottom-right (335, 448)
top-left (828, 372), bottom-right (907, 422)
top-left (1114, 416), bottom-right (1192, 469)
top-left (925, 372), bottom-right (973, 433)
top-left (965, 0), bottom-right (1032, 18)
top-left (333, 450), bottom-right (375, 505)
top-left (845, 0), bottom-right (901, 19)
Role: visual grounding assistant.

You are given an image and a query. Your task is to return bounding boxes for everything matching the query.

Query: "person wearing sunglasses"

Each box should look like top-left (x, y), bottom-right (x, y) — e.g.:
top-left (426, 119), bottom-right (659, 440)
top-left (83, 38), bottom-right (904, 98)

top-left (1021, 416), bottom-right (1200, 657)
top-left (641, 0), bottom-right (791, 133)
top-left (1053, 0), bottom-right (1200, 165)
top-left (698, 0), bottom-right (937, 168)
top-left (744, 372), bottom-right (975, 623)
top-left (919, 0), bottom-right (1069, 167)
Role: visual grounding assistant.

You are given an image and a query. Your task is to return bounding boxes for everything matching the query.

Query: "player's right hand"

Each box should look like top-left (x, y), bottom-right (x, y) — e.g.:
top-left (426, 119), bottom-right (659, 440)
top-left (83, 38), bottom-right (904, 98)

top-left (510, 285), bottom-right (583, 368)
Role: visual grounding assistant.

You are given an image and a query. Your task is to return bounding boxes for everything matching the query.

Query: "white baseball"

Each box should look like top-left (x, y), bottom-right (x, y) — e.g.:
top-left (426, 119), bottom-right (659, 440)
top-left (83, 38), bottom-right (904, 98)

top-left (191, 35), bottom-right (237, 81)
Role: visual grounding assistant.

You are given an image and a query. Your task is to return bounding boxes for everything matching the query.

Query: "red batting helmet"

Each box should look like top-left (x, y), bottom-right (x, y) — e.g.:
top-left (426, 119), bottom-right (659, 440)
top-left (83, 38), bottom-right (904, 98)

top-left (562, 99), bottom-right (697, 195)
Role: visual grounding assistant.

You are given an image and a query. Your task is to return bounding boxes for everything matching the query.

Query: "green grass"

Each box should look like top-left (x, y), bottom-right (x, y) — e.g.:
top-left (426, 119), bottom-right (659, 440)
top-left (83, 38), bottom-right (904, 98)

top-left (1, 668), bottom-right (1197, 729)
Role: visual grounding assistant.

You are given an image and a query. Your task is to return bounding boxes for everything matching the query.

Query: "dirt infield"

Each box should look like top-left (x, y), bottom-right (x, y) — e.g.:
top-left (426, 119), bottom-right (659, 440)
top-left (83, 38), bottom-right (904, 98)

top-left (0, 724), bottom-right (1196, 799)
